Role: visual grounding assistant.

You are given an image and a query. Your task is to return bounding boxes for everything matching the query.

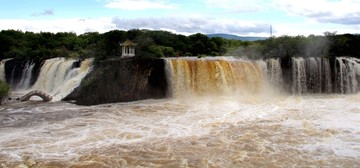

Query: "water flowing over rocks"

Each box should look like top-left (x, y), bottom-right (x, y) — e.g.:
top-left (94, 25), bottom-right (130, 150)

top-left (2, 56), bottom-right (360, 105)
top-left (1, 56), bottom-right (360, 167)
top-left (165, 56), bottom-right (360, 97)
top-left (68, 56), bottom-right (360, 105)
top-left (3, 59), bottom-right (42, 90)
top-left (0, 58), bottom-right (93, 102)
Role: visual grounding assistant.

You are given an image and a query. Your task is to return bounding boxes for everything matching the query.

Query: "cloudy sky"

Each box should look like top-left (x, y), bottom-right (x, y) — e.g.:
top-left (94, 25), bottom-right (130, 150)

top-left (0, 0), bottom-right (359, 36)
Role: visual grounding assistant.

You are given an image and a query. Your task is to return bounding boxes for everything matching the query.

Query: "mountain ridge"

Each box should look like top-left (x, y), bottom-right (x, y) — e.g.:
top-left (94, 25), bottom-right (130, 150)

top-left (207, 33), bottom-right (267, 41)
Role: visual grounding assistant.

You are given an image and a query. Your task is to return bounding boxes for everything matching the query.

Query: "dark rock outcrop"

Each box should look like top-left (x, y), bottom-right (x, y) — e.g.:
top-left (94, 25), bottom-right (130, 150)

top-left (64, 58), bottom-right (168, 105)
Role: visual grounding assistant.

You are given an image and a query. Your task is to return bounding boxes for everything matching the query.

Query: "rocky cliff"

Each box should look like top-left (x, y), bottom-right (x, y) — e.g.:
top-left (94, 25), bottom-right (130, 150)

top-left (64, 58), bottom-right (168, 105)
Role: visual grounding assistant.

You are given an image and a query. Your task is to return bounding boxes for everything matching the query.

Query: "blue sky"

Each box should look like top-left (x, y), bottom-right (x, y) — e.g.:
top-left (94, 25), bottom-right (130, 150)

top-left (0, 0), bottom-right (359, 36)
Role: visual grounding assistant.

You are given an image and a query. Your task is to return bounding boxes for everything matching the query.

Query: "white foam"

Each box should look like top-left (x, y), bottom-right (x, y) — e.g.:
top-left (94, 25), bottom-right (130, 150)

top-left (0, 95), bottom-right (359, 163)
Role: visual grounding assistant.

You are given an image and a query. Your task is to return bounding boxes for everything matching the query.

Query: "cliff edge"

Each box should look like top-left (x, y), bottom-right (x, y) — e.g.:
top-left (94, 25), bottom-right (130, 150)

top-left (65, 58), bottom-right (168, 105)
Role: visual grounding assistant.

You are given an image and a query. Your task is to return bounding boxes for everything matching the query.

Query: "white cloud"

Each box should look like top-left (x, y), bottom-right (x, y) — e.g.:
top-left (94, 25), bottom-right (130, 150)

top-left (0, 15), bottom-right (358, 37)
top-left (275, 0), bottom-right (360, 25)
top-left (0, 18), bottom-right (116, 35)
top-left (104, 0), bottom-right (177, 10)
top-left (205, 0), bottom-right (271, 12)
top-left (31, 9), bottom-right (54, 17)
top-left (112, 16), bottom-right (271, 36)
top-left (272, 21), bottom-right (360, 36)
top-left (0, 16), bottom-right (272, 36)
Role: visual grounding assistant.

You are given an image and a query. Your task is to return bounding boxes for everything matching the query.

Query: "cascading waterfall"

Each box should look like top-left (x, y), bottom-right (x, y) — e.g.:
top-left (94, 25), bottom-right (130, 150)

top-left (322, 58), bottom-right (332, 93)
top-left (3, 56), bottom-right (360, 102)
top-left (305, 58), bottom-right (320, 92)
top-left (336, 57), bottom-right (360, 93)
top-left (0, 59), bottom-right (8, 81)
top-left (0, 57), bottom-right (93, 101)
top-left (51, 58), bottom-right (93, 101)
top-left (1, 59), bottom-right (37, 89)
top-left (2, 57), bottom-right (360, 167)
top-left (164, 59), bottom-right (175, 97)
top-left (32, 58), bottom-right (76, 93)
top-left (166, 57), bottom-right (266, 97)
top-left (31, 58), bottom-right (93, 101)
top-left (166, 56), bottom-right (360, 97)
top-left (292, 57), bottom-right (307, 94)
top-left (9, 65), bottom-right (17, 87)
top-left (266, 58), bottom-right (284, 89)
top-left (290, 57), bottom-right (333, 94)
top-left (16, 60), bottom-right (35, 90)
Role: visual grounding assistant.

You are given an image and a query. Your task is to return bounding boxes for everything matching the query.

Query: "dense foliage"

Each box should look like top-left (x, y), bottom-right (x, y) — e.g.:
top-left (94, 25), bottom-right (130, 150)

top-left (0, 29), bottom-right (240, 61)
top-left (0, 29), bottom-right (359, 62)
top-left (228, 32), bottom-right (360, 59)
top-left (0, 80), bottom-right (10, 104)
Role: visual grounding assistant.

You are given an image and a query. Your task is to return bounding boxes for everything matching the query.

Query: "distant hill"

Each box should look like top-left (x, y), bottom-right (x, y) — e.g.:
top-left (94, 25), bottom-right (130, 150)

top-left (207, 33), bottom-right (267, 41)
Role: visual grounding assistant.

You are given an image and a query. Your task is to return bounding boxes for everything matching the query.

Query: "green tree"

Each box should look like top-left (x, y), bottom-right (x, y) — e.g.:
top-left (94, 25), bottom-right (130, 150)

top-left (189, 33), bottom-right (210, 56)
top-left (0, 80), bottom-right (10, 104)
top-left (209, 37), bottom-right (227, 55)
top-left (103, 30), bottom-right (127, 57)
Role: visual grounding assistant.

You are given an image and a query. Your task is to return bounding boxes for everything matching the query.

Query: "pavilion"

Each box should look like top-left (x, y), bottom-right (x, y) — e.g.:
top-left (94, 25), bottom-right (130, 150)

top-left (120, 39), bottom-right (137, 57)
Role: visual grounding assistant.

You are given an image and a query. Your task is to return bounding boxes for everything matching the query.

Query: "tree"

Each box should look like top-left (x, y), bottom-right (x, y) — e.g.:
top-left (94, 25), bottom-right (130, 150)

top-left (103, 30), bottom-right (127, 57)
top-left (0, 80), bottom-right (10, 104)
top-left (188, 33), bottom-right (210, 56)
top-left (210, 37), bottom-right (227, 55)
top-left (2, 29), bottom-right (360, 61)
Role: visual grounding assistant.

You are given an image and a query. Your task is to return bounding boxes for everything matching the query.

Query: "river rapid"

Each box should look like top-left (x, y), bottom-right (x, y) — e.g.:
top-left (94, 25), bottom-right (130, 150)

top-left (1, 93), bottom-right (359, 167)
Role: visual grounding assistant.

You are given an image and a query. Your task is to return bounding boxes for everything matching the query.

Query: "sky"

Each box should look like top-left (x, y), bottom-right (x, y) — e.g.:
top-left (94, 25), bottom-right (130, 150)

top-left (0, 0), bottom-right (359, 37)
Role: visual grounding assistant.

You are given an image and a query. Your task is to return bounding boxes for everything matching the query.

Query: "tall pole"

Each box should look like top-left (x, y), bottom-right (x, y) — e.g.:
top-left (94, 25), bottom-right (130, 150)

top-left (270, 25), bottom-right (272, 37)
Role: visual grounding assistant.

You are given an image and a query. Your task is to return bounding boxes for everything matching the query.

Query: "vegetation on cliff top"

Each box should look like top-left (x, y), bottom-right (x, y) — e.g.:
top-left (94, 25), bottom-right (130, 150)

top-left (0, 29), bottom-right (359, 62)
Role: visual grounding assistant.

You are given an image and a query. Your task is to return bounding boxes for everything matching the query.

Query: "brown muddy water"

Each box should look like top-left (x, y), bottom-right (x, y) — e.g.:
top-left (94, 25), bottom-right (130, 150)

top-left (0, 94), bottom-right (359, 167)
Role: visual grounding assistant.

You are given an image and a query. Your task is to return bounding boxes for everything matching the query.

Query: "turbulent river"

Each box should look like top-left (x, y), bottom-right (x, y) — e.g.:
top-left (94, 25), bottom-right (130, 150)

top-left (0, 57), bottom-right (360, 167)
top-left (1, 95), bottom-right (359, 167)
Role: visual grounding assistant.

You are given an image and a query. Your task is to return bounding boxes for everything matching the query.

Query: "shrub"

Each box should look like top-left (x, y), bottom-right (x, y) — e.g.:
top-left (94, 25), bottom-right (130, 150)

top-left (0, 80), bottom-right (10, 104)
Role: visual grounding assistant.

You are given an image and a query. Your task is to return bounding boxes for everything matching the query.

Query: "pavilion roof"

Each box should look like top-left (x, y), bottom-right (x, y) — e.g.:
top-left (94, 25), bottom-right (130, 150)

top-left (121, 39), bottom-right (137, 46)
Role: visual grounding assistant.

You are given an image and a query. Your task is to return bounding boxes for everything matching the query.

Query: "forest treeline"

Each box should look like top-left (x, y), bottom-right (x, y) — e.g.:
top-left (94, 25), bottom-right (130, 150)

top-left (0, 29), bottom-right (239, 62)
top-left (0, 29), bottom-right (360, 62)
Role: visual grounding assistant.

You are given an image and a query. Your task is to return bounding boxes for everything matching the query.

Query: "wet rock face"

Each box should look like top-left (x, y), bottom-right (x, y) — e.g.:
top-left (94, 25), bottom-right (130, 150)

top-left (66, 58), bottom-right (168, 105)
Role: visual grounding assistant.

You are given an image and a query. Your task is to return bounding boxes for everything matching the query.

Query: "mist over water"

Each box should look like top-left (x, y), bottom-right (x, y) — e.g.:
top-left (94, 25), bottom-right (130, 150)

top-left (0, 57), bottom-right (360, 167)
top-left (1, 94), bottom-right (359, 167)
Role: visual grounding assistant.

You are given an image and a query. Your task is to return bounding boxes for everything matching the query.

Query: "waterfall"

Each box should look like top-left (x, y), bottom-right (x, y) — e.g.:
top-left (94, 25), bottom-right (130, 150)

top-left (1, 59), bottom-right (37, 89)
top-left (165, 56), bottom-right (360, 97)
top-left (4, 56), bottom-right (360, 102)
top-left (51, 58), bottom-right (93, 101)
top-left (306, 57), bottom-right (320, 93)
top-left (266, 58), bottom-right (283, 89)
top-left (16, 60), bottom-right (35, 90)
top-left (166, 57), bottom-right (266, 97)
top-left (290, 57), bottom-right (332, 94)
top-left (9, 65), bottom-right (17, 87)
top-left (32, 58), bottom-right (75, 93)
top-left (336, 57), bottom-right (360, 94)
top-left (0, 59), bottom-right (8, 81)
top-left (31, 58), bottom-right (93, 101)
top-left (164, 59), bottom-right (174, 97)
top-left (322, 58), bottom-right (332, 93)
top-left (292, 57), bottom-right (307, 94)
